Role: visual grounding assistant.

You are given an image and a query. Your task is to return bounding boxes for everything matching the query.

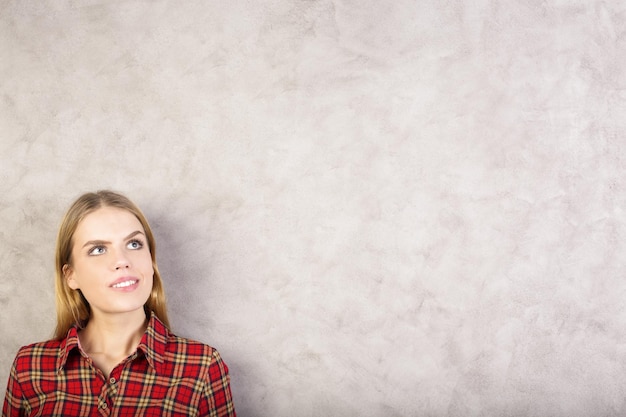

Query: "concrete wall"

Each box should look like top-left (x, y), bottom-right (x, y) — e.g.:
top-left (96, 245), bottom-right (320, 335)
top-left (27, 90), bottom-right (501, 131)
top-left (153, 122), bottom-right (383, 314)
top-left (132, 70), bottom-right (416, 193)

top-left (1, 1), bottom-right (625, 416)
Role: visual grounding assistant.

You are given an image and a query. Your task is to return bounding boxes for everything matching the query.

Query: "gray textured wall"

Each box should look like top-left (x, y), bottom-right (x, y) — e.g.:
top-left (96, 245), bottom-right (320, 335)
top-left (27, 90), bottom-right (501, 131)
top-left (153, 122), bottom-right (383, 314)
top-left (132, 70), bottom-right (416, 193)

top-left (1, 1), bottom-right (626, 416)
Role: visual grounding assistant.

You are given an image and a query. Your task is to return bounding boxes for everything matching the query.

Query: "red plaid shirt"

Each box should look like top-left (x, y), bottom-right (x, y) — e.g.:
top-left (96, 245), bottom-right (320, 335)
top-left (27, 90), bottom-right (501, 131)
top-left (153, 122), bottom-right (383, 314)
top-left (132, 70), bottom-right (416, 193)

top-left (3, 313), bottom-right (236, 417)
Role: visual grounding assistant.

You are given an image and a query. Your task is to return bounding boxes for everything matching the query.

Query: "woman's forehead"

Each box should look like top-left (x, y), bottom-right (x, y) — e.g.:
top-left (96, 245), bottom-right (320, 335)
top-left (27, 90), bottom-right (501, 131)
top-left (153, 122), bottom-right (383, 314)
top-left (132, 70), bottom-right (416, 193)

top-left (75, 207), bottom-right (145, 239)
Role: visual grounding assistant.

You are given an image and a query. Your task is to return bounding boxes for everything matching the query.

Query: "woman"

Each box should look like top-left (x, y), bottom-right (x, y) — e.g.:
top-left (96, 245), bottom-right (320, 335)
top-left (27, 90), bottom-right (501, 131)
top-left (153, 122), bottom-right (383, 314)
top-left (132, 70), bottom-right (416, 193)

top-left (3, 190), bottom-right (236, 416)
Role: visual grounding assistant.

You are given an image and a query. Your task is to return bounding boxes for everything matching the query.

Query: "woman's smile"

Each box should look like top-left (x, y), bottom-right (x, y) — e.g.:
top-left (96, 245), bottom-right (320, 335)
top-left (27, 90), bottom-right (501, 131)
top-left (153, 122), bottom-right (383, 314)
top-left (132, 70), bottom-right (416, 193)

top-left (110, 277), bottom-right (140, 290)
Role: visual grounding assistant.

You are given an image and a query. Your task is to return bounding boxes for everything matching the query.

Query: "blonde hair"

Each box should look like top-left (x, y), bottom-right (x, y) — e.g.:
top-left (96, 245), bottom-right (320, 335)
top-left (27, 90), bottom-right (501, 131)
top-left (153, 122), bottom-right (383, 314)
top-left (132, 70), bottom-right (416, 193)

top-left (54, 190), bottom-right (170, 340)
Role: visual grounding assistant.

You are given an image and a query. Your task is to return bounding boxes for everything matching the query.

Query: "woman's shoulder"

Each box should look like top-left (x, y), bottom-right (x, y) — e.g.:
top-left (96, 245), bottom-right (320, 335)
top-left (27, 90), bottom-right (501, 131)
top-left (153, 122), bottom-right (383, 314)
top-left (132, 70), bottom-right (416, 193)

top-left (146, 315), bottom-right (230, 378)
top-left (10, 338), bottom-right (64, 373)
top-left (15, 338), bottom-right (63, 357)
top-left (156, 331), bottom-right (231, 381)
top-left (164, 331), bottom-right (220, 359)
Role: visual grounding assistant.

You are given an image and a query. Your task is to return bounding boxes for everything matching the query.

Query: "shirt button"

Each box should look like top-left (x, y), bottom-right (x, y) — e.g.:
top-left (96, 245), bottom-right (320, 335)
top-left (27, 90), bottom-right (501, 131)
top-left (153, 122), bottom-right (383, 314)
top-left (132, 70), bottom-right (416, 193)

top-left (109, 377), bottom-right (116, 384)
top-left (101, 403), bottom-right (108, 409)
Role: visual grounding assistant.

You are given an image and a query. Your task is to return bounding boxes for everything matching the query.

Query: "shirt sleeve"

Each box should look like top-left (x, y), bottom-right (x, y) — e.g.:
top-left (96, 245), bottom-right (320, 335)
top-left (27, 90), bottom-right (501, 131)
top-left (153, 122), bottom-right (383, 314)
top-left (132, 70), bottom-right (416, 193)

top-left (3, 354), bottom-right (24, 417)
top-left (199, 349), bottom-right (236, 417)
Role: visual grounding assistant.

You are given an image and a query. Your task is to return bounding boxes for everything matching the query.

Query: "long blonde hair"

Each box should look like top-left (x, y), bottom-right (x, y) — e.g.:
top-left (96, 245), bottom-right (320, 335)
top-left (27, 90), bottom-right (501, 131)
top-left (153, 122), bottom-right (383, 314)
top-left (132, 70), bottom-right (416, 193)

top-left (54, 190), bottom-right (170, 340)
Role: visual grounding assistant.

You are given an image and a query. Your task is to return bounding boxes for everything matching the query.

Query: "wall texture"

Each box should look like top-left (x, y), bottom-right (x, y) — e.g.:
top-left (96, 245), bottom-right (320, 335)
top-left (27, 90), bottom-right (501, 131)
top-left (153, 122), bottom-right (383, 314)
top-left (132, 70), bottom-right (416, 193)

top-left (1, 1), bottom-right (626, 416)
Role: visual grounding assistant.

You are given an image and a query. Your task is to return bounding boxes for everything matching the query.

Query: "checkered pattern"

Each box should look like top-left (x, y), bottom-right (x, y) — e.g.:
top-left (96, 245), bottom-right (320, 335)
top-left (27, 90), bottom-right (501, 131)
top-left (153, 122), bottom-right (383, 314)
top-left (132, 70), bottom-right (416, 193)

top-left (3, 314), bottom-right (236, 416)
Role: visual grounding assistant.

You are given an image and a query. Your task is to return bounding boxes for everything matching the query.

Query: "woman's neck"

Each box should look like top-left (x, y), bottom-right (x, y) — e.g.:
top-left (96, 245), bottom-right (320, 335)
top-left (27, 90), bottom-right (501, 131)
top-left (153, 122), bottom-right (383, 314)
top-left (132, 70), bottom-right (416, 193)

top-left (79, 310), bottom-right (148, 359)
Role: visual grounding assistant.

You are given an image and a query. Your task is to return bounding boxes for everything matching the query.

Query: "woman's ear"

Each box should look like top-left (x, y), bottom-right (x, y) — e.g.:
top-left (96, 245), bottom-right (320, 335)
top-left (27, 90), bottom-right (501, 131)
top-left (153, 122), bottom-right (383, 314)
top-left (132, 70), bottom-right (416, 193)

top-left (63, 264), bottom-right (79, 290)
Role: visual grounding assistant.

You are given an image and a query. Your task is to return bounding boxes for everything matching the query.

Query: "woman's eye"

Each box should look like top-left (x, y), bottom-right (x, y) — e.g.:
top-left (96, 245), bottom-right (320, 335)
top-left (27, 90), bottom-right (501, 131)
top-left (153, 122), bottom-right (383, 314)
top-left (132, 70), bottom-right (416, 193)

top-left (88, 246), bottom-right (106, 256)
top-left (127, 239), bottom-right (144, 250)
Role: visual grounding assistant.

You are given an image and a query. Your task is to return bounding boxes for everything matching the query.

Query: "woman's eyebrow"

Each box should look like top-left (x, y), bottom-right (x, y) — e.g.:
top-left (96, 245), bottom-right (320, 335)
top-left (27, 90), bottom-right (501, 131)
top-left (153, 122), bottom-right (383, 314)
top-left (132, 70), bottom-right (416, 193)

top-left (81, 231), bottom-right (145, 248)
top-left (124, 230), bottom-right (145, 240)
top-left (82, 239), bottom-right (109, 248)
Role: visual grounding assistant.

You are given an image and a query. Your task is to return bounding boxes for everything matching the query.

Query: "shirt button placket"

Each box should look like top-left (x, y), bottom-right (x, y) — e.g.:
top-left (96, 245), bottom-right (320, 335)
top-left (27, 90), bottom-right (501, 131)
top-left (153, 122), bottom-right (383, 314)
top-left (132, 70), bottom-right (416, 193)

top-left (98, 400), bottom-right (110, 417)
top-left (99, 378), bottom-right (114, 417)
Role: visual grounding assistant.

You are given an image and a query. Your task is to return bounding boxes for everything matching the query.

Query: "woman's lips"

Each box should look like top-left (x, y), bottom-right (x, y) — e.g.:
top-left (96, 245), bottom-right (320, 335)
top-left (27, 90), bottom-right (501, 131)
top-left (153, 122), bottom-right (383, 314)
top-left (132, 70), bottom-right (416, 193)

top-left (110, 277), bottom-right (139, 291)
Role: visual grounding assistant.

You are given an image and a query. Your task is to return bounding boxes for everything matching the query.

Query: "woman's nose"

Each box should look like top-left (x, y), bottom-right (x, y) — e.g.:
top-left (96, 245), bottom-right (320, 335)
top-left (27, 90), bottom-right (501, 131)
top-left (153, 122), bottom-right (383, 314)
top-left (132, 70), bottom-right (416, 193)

top-left (114, 254), bottom-right (131, 270)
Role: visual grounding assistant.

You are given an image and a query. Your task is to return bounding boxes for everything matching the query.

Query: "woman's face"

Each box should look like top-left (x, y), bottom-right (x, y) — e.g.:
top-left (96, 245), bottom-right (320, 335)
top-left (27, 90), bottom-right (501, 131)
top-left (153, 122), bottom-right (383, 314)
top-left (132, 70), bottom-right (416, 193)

top-left (65, 206), bottom-right (154, 320)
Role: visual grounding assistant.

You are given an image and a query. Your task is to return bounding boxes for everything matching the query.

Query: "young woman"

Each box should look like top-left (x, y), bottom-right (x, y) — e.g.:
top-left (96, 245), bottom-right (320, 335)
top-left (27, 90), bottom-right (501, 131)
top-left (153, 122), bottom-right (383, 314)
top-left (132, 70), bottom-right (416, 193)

top-left (3, 190), bottom-right (236, 416)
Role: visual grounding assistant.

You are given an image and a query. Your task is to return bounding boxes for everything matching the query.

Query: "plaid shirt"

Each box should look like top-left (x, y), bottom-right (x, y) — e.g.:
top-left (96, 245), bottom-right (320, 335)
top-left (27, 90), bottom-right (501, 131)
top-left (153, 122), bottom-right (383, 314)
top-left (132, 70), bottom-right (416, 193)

top-left (3, 313), bottom-right (236, 417)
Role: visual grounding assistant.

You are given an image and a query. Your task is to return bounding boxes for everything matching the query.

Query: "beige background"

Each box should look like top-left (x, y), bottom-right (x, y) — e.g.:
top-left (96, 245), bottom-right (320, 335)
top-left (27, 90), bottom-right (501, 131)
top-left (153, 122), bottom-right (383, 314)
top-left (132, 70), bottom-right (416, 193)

top-left (1, 1), bottom-right (626, 416)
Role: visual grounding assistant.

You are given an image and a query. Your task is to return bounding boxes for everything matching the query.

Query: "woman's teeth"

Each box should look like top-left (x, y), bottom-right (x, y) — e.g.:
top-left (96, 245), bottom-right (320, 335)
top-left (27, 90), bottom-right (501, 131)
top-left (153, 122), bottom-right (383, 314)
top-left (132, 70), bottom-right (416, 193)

top-left (112, 280), bottom-right (137, 288)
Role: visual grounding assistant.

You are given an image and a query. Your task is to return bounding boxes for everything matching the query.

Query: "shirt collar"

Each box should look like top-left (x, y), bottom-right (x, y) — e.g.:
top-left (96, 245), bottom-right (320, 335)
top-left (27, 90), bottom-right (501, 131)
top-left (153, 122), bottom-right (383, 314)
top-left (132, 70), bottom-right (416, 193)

top-left (56, 326), bottom-right (80, 373)
top-left (56, 312), bottom-right (169, 375)
top-left (137, 312), bottom-right (168, 373)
